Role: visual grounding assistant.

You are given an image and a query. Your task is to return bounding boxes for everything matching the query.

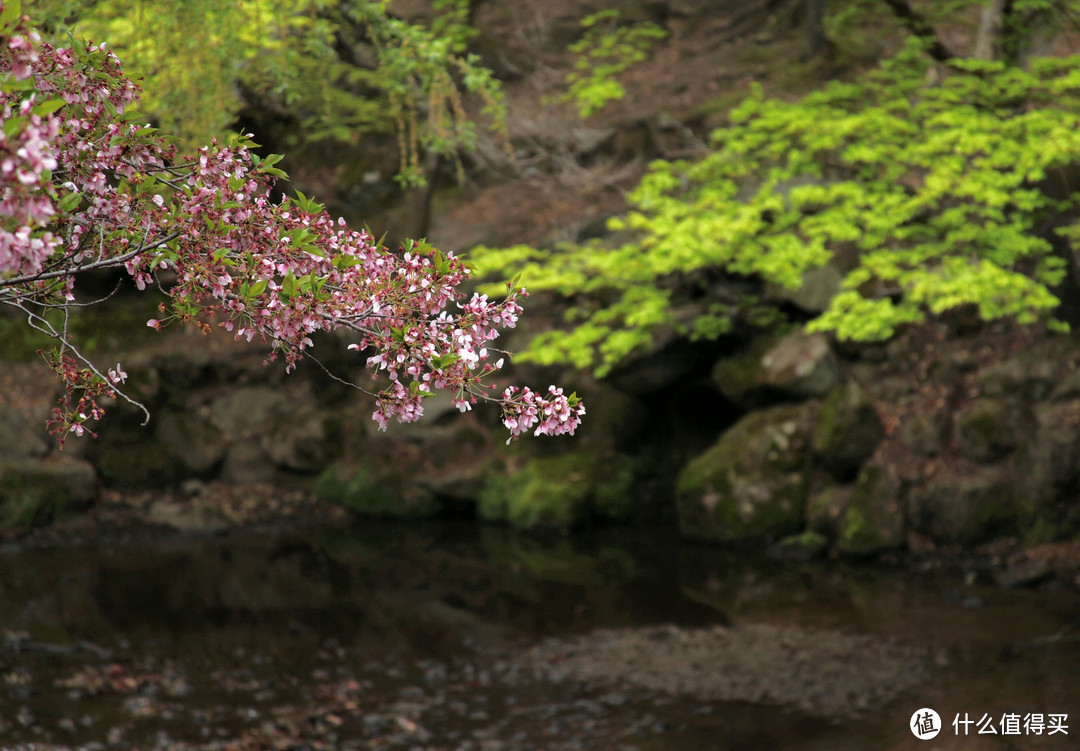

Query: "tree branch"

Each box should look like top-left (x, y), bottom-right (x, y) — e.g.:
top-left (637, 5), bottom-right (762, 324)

top-left (0, 231), bottom-right (182, 289)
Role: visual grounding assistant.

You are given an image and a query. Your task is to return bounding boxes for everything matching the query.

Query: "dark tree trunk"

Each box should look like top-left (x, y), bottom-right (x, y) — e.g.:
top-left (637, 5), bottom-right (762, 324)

top-left (1034, 167), bottom-right (1080, 330)
top-left (406, 150), bottom-right (440, 240)
top-left (878, 0), bottom-right (959, 61)
top-left (805, 0), bottom-right (830, 58)
top-left (974, 0), bottom-right (1009, 59)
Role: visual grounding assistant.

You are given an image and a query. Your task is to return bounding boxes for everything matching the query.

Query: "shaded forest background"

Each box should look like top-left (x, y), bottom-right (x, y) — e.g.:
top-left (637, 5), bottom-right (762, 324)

top-left (5, 0), bottom-right (1080, 563)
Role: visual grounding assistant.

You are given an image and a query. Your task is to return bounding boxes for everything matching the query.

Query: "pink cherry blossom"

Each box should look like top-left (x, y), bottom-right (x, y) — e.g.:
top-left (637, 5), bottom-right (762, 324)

top-left (0, 6), bottom-right (583, 445)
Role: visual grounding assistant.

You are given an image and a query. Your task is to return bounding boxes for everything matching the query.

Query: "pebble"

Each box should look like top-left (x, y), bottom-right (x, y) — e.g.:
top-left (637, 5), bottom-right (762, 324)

top-left (996, 560), bottom-right (1052, 588)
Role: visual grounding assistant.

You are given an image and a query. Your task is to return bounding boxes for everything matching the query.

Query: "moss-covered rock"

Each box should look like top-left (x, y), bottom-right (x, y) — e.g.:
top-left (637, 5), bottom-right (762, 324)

top-left (896, 411), bottom-right (945, 457)
top-left (954, 398), bottom-right (1032, 464)
top-left (769, 530), bottom-right (829, 561)
top-left (978, 349), bottom-right (1059, 401)
top-left (0, 458), bottom-right (97, 529)
top-left (907, 466), bottom-right (1016, 543)
top-left (315, 460), bottom-right (440, 518)
top-left (835, 461), bottom-right (904, 557)
top-left (478, 452), bottom-right (635, 532)
top-left (91, 434), bottom-right (188, 487)
top-left (709, 335), bottom-right (780, 409)
top-left (153, 408), bottom-right (227, 475)
top-left (0, 403), bottom-right (50, 460)
top-left (806, 483), bottom-right (851, 540)
top-left (675, 402), bottom-right (816, 543)
top-left (760, 332), bottom-right (840, 399)
top-left (1010, 401), bottom-right (1080, 542)
top-left (811, 382), bottom-right (884, 480)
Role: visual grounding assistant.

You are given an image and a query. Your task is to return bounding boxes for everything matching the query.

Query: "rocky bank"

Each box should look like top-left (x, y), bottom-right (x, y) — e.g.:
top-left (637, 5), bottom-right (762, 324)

top-left (2, 0), bottom-right (1080, 585)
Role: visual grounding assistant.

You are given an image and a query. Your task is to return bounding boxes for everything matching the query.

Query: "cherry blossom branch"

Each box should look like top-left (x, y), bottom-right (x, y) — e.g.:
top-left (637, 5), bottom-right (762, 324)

top-left (0, 6), bottom-right (583, 444)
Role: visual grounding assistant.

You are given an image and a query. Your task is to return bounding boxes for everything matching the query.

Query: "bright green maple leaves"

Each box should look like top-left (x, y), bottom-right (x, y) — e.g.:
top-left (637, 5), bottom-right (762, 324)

top-left (473, 40), bottom-right (1080, 375)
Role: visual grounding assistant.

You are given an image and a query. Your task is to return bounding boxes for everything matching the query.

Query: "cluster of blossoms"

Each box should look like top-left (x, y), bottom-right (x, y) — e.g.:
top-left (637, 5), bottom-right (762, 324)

top-left (0, 6), bottom-right (583, 443)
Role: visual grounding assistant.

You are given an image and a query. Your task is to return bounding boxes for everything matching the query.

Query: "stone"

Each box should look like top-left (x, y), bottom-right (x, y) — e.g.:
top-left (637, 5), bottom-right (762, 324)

top-left (760, 332), bottom-right (841, 399)
top-left (606, 336), bottom-right (706, 395)
top-left (995, 560), bottom-right (1053, 589)
top-left (769, 530), bottom-right (828, 561)
top-left (91, 433), bottom-right (187, 487)
top-left (835, 461), bottom-right (905, 557)
top-left (765, 263), bottom-right (843, 314)
top-left (220, 442), bottom-right (276, 484)
top-left (153, 408), bottom-right (227, 475)
top-left (811, 382), bottom-right (884, 479)
top-left (979, 357), bottom-right (1056, 402)
top-left (0, 404), bottom-right (50, 460)
top-left (1010, 402), bottom-right (1080, 541)
top-left (710, 335), bottom-right (781, 410)
top-left (0, 458), bottom-right (97, 529)
top-left (1050, 367), bottom-right (1080, 402)
top-left (675, 402), bottom-right (817, 543)
top-left (896, 411), bottom-right (945, 457)
top-left (953, 398), bottom-right (1032, 464)
top-left (315, 458), bottom-right (441, 519)
top-left (907, 467), bottom-right (1015, 544)
top-left (806, 484), bottom-right (851, 540)
top-left (209, 387), bottom-right (288, 439)
top-left (260, 406), bottom-right (338, 473)
top-left (147, 499), bottom-right (229, 534)
top-left (478, 452), bottom-right (635, 532)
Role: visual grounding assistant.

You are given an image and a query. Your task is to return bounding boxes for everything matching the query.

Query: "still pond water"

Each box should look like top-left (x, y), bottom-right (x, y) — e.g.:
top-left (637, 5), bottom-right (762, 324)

top-left (0, 522), bottom-right (1077, 750)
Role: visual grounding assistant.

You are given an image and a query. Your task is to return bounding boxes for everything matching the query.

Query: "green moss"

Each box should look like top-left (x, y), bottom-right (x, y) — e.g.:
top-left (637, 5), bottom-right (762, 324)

top-left (811, 383), bottom-right (884, 479)
top-left (93, 440), bottom-right (186, 488)
top-left (708, 335), bottom-right (778, 407)
top-left (0, 489), bottom-right (54, 529)
top-left (836, 506), bottom-right (882, 556)
top-left (0, 464), bottom-right (95, 530)
top-left (479, 452), bottom-right (635, 533)
top-left (0, 295), bottom-right (163, 362)
top-left (315, 461), bottom-right (439, 518)
top-left (676, 403), bottom-right (811, 542)
top-left (1022, 514), bottom-right (1060, 545)
top-left (772, 529), bottom-right (829, 559)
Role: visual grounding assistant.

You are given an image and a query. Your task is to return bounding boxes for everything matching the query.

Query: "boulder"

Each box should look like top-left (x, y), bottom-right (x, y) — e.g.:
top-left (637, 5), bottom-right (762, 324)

top-left (835, 461), bottom-right (905, 557)
top-left (0, 404), bottom-right (50, 460)
top-left (907, 467), bottom-right (1015, 543)
top-left (221, 442), bottom-right (277, 484)
top-left (209, 387), bottom-right (288, 440)
top-left (978, 347), bottom-right (1060, 402)
top-left (606, 336), bottom-right (707, 395)
top-left (760, 332), bottom-right (841, 399)
top-left (0, 458), bottom-right (97, 529)
top-left (153, 408), bottom-right (227, 475)
top-left (766, 263), bottom-right (843, 314)
top-left (478, 452), bottom-right (635, 532)
top-left (806, 484), bottom-right (851, 540)
top-left (1010, 402), bottom-right (1080, 541)
top-left (710, 335), bottom-right (781, 409)
top-left (675, 402), bottom-right (817, 543)
top-left (953, 398), bottom-right (1032, 464)
top-left (811, 382), bottom-right (884, 479)
top-left (896, 411), bottom-right (945, 457)
top-left (769, 530), bottom-right (829, 561)
top-left (412, 420), bottom-right (498, 503)
top-left (260, 405), bottom-right (339, 474)
top-left (315, 458), bottom-right (441, 519)
top-left (90, 431), bottom-right (187, 487)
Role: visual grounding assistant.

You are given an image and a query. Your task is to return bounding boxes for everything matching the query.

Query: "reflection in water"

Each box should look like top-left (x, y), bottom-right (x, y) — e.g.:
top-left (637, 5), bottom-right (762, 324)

top-left (0, 522), bottom-right (1077, 749)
